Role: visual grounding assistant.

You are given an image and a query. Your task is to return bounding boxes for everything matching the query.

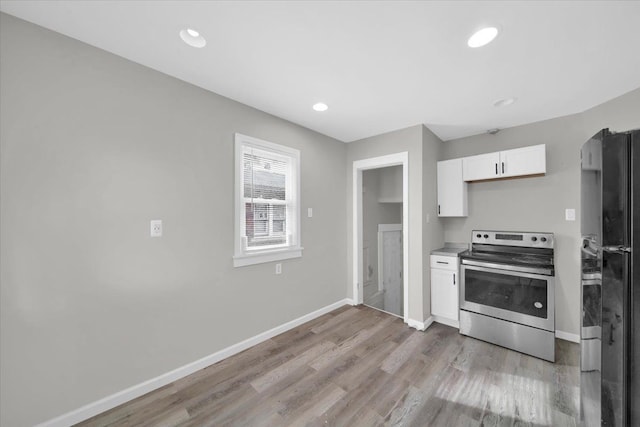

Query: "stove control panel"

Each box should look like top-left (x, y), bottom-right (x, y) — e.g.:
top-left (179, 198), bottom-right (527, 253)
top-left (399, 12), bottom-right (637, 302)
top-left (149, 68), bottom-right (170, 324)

top-left (471, 230), bottom-right (554, 248)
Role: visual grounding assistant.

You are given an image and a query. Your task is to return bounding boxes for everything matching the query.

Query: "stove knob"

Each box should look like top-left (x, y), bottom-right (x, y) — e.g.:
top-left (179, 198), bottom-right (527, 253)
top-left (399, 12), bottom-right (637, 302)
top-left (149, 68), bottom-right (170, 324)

top-left (476, 234), bottom-right (482, 238)
top-left (531, 236), bottom-right (538, 242)
top-left (483, 234), bottom-right (489, 238)
top-left (541, 237), bottom-right (547, 242)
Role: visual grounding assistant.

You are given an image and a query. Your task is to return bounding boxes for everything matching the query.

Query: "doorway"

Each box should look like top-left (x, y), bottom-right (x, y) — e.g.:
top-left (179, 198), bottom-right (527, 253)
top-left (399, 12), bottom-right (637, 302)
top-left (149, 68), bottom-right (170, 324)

top-left (352, 152), bottom-right (408, 322)
top-left (362, 167), bottom-right (403, 317)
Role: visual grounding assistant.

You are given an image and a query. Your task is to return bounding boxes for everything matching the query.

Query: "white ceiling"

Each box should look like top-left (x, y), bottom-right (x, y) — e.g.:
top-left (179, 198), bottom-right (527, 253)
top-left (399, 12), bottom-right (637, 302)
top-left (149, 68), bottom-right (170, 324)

top-left (2, 1), bottom-right (640, 142)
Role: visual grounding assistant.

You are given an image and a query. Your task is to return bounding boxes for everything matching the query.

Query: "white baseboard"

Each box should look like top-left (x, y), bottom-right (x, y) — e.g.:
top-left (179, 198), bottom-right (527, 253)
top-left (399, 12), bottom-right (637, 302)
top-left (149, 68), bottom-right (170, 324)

top-left (423, 316), bottom-right (435, 330)
top-left (555, 330), bottom-right (580, 344)
top-left (432, 315), bottom-right (459, 329)
top-left (407, 318), bottom-right (429, 331)
top-left (36, 298), bottom-right (352, 427)
top-left (408, 316), bottom-right (440, 331)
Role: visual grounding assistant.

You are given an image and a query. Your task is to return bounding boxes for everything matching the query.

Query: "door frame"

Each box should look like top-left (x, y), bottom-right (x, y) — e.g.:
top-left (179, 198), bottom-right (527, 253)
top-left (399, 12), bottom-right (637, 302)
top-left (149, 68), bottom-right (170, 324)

top-left (352, 152), bottom-right (409, 323)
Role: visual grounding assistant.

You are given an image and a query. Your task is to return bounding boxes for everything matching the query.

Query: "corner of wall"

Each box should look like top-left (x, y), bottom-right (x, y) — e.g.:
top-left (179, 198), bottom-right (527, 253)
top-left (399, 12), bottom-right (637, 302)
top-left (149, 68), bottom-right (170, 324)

top-left (420, 125), bottom-right (446, 320)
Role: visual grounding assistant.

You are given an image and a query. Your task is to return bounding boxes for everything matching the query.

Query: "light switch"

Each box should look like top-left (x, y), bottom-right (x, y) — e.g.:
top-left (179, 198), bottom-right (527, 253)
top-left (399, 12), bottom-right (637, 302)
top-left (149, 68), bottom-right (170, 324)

top-left (565, 209), bottom-right (576, 221)
top-left (150, 220), bottom-right (162, 237)
top-left (275, 263), bottom-right (282, 274)
top-left (307, 208), bottom-right (313, 218)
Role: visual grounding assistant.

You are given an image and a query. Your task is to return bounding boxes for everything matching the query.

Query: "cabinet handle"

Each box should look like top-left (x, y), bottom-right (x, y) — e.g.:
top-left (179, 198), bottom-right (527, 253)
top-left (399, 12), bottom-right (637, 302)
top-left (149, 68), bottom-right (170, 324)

top-left (437, 261), bottom-right (449, 264)
top-left (495, 163), bottom-right (498, 175)
top-left (502, 162), bottom-right (505, 174)
top-left (438, 205), bottom-right (440, 215)
top-left (453, 273), bottom-right (456, 285)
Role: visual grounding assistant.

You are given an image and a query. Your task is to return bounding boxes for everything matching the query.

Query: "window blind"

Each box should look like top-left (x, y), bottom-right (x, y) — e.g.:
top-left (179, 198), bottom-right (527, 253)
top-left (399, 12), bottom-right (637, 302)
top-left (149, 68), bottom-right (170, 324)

top-left (242, 146), bottom-right (295, 250)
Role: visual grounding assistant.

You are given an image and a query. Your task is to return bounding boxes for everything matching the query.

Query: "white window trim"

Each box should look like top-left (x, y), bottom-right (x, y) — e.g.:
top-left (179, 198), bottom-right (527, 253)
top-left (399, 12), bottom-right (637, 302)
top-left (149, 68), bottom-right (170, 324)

top-left (233, 133), bottom-right (302, 267)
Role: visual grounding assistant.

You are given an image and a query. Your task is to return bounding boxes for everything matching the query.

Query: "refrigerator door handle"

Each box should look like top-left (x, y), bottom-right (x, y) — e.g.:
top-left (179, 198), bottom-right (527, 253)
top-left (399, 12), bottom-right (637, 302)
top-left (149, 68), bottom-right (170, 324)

top-left (602, 245), bottom-right (632, 253)
top-left (609, 322), bottom-right (615, 345)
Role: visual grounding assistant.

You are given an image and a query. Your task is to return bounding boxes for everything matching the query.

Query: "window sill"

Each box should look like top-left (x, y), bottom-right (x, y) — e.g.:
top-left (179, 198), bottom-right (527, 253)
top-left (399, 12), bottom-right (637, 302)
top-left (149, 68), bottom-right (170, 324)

top-left (233, 247), bottom-right (303, 267)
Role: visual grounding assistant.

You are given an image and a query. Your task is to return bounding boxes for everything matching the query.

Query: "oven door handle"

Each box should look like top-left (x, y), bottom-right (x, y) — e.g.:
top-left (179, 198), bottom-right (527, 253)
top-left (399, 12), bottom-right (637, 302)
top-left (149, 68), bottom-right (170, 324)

top-left (461, 259), bottom-right (553, 276)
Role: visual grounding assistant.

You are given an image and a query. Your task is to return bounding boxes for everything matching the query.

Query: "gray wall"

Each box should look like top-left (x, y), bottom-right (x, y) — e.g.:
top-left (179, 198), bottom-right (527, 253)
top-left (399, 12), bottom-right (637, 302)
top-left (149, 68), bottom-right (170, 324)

top-left (422, 126), bottom-right (446, 317)
top-left (440, 88), bottom-right (640, 336)
top-left (346, 125), bottom-right (445, 323)
top-left (0, 13), bottom-right (347, 426)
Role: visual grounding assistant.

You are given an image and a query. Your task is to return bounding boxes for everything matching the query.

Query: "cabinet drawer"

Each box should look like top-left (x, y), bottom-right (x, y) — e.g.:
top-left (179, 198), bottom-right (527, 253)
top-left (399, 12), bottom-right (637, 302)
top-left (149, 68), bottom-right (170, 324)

top-left (430, 255), bottom-right (458, 271)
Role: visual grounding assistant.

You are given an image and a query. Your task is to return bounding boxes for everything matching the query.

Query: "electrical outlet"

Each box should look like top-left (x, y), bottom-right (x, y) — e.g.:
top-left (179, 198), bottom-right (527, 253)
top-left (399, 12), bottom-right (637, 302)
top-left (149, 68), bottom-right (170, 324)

top-left (150, 220), bottom-right (162, 237)
top-left (275, 263), bottom-right (282, 274)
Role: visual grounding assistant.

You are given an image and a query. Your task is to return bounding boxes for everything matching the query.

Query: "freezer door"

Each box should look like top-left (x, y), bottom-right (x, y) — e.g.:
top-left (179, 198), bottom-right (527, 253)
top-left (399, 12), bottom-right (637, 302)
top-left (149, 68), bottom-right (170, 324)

top-left (600, 129), bottom-right (635, 427)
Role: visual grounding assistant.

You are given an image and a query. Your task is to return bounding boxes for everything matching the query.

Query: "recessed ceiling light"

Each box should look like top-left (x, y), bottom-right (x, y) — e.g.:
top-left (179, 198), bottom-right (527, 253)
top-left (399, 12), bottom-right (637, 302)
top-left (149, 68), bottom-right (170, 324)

top-left (467, 27), bottom-right (499, 48)
top-left (313, 102), bottom-right (328, 112)
top-left (494, 97), bottom-right (517, 107)
top-left (180, 28), bottom-right (206, 48)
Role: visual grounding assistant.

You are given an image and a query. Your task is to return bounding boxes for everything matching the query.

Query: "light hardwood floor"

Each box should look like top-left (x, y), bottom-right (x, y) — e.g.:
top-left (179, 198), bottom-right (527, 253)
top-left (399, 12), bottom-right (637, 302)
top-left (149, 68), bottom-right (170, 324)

top-left (78, 305), bottom-right (579, 427)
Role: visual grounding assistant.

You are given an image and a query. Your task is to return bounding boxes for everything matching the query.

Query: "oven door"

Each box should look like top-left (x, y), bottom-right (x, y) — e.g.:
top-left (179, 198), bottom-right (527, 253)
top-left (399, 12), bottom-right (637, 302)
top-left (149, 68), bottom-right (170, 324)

top-left (460, 262), bottom-right (555, 332)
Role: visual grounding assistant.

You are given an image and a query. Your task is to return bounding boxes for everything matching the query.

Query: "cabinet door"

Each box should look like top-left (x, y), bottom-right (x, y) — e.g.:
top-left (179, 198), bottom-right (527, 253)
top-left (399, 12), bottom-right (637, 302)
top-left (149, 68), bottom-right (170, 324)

top-left (462, 152), bottom-right (501, 181)
top-left (431, 268), bottom-right (459, 320)
top-left (500, 144), bottom-right (546, 178)
top-left (437, 159), bottom-right (468, 217)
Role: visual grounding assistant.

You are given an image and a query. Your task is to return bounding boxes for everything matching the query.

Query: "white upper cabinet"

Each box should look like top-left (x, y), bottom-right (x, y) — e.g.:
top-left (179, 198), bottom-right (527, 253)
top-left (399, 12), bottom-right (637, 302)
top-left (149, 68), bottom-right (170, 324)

top-left (462, 144), bottom-right (546, 182)
top-left (461, 152), bottom-right (501, 181)
top-left (500, 144), bottom-right (546, 178)
top-left (437, 158), bottom-right (467, 217)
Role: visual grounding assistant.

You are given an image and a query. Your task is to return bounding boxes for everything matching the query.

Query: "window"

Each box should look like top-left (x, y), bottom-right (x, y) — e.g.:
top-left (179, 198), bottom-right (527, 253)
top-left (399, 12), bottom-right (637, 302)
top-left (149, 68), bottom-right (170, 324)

top-left (234, 133), bottom-right (302, 267)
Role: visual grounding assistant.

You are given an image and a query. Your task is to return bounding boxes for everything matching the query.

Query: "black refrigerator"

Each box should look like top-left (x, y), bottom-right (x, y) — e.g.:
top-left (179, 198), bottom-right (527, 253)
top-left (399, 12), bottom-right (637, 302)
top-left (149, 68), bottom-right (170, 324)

top-left (580, 128), bottom-right (639, 426)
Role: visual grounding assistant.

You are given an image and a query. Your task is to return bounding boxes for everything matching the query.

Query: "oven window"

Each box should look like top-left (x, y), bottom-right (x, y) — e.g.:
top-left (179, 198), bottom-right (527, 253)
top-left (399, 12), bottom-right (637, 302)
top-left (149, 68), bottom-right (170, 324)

top-left (465, 269), bottom-right (548, 318)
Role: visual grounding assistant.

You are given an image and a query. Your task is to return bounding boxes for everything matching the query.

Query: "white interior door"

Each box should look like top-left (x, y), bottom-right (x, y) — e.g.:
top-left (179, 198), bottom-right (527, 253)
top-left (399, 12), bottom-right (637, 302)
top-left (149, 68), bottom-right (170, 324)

top-left (378, 224), bottom-right (403, 317)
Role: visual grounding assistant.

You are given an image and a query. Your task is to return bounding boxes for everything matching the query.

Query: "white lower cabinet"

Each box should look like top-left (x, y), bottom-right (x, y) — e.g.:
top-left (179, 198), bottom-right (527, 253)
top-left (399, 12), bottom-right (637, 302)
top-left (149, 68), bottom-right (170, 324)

top-left (430, 255), bottom-right (459, 326)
